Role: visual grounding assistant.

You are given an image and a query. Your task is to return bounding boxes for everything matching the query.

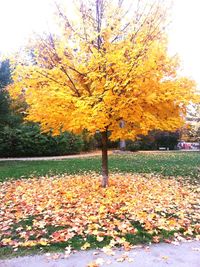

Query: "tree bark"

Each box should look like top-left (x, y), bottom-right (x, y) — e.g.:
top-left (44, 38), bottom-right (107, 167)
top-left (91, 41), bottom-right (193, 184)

top-left (119, 120), bottom-right (126, 151)
top-left (101, 130), bottom-right (109, 187)
top-left (120, 139), bottom-right (126, 150)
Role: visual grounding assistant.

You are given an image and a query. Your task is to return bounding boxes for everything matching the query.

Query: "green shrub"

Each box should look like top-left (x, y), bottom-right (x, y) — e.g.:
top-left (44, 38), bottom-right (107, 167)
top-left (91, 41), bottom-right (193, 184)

top-left (0, 124), bottom-right (83, 157)
top-left (80, 130), bottom-right (98, 152)
top-left (126, 140), bottom-right (142, 152)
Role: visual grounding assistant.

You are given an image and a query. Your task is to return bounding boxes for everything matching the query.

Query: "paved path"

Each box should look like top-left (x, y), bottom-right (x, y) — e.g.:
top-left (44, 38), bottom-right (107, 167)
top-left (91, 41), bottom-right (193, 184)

top-left (0, 151), bottom-right (105, 161)
top-left (0, 241), bottom-right (199, 267)
top-left (0, 150), bottom-right (198, 162)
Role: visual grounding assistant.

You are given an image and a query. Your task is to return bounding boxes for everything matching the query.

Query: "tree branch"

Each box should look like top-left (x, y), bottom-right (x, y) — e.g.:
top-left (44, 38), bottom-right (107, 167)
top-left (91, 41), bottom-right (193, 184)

top-left (60, 66), bottom-right (81, 97)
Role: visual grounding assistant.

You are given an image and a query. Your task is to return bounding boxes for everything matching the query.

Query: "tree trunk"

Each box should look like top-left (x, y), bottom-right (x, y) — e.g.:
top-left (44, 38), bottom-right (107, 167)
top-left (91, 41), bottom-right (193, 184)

top-left (120, 139), bottom-right (126, 150)
top-left (119, 120), bottom-right (126, 150)
top-left (101, 131), bottom-right (109, 187)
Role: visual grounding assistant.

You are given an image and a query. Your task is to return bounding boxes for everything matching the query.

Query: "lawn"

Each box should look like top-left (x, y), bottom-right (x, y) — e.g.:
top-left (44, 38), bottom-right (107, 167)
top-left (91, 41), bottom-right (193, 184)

top-left (0, 151), bottom-right (199, 258)
top-left (0, 151), bottom-right (199, 182)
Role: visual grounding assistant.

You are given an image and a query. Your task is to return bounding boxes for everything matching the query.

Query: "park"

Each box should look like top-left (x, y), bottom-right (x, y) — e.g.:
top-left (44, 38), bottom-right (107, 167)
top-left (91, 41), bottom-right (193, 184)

top-left (0, 0), bottom-right (200, 266)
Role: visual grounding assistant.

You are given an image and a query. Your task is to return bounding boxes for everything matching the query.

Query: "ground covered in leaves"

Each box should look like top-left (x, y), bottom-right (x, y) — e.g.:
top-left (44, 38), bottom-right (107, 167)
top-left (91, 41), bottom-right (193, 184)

top-left (0, 173), bottom-right (199, 257)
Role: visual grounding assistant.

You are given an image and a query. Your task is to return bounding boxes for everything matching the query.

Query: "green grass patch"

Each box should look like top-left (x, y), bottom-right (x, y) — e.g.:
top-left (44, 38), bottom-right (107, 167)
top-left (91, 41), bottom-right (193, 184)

top-left (0, 152), bottom-right (199, 182)
top-left (0, 220), bottom-right (178, 259)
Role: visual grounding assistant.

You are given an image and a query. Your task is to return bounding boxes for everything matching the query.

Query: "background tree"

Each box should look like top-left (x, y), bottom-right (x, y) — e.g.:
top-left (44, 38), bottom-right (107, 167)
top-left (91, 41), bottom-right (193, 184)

top-left (0, 59), bottom-right (24, 127)
top-left (9, 0), bottom-right (196, 186)
top-left (182, 104), bottom-right (200, 145)
top-left (0, 59), bottom-right (84, 157)
top-left (126, 130), bottom-right (180, 151)
top-left (0, 59), bottom-right (12, 127)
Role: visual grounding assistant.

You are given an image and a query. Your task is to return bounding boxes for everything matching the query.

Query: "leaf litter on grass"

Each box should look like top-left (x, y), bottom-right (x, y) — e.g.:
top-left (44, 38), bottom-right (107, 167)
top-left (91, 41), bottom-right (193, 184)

top-left (0, 173), bottom-right (199, 254)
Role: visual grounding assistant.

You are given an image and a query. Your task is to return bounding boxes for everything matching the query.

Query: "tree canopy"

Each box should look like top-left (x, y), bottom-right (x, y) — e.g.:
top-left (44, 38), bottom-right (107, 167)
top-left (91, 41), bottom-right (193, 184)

top-left (9, 0), bottom-right (197, 186)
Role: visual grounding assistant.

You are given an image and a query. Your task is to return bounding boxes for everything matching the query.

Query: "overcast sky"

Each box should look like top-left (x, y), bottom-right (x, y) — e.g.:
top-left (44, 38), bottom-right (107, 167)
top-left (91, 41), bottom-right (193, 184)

top-left (0, 0), bottom-right (199, 88)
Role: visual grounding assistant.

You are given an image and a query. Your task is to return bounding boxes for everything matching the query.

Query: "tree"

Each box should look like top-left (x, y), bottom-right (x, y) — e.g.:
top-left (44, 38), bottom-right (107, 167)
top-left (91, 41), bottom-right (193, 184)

top-left (0, 59), bottom-right (24, 128)
top-left (0, 59), bottom-right (12, 89)
top-left (154, 130), bottom-right (179, 150)
top-left (126, 130), bottom-right (180, 151)
top-left (9, 0), bottom-right (196, 187)
top-left (0, 59), bottom-right (12, 127)
top-left (184, 104), bottom-right (200, 144)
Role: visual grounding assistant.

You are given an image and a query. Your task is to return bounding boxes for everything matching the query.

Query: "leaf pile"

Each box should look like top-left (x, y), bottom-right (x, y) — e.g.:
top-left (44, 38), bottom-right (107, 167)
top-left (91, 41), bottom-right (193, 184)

top-left (0, 173), bottom-right (199, 249)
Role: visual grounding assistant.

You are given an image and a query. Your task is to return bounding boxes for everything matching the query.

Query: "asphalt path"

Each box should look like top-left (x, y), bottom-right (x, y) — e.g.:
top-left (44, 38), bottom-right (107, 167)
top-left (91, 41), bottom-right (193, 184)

top-left (0, 241), bottom-right (200, 267)
top-left (0, 150), bottom-right (198, 161)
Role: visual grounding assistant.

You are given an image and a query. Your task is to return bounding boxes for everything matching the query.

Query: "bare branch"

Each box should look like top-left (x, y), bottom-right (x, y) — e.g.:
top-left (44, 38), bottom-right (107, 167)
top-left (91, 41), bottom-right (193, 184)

top-left (60, 66), bottom-right (81, 97)
top-left (35, 70), bottom-right (66, 87)
top-left (96, 0), bottom-right (103, 49)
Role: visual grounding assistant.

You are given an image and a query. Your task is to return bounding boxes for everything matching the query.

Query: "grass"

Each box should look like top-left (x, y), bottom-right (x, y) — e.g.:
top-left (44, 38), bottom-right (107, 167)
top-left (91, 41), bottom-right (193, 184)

top-left (0, 151), bottom-right (199, 259)
top-left (0, 222), bottom-right (178, 259)
top-left (0, 151), bottom-right (199, 182)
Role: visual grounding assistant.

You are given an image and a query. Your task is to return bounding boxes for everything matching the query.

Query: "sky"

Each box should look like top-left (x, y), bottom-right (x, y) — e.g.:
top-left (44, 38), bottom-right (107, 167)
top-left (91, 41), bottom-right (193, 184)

top-left (168, 0), bottom-right (200, 88)
top-left (0, 0), bottom-right (199, 88)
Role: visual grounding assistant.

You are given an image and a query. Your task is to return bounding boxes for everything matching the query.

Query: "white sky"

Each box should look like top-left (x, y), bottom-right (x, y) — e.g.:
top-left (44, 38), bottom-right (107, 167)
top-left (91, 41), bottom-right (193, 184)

top-left (0, 0), bottom-right (199, 87)
top-left (0, 0), bottom-right (54, 52)
top-left (168, 0), bottom-right (200, 88)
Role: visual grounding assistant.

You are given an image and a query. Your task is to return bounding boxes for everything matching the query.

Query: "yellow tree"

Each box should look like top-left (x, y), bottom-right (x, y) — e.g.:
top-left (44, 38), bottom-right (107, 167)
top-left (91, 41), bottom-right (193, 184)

top-left (9, 0), bottom-right (196, 187)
